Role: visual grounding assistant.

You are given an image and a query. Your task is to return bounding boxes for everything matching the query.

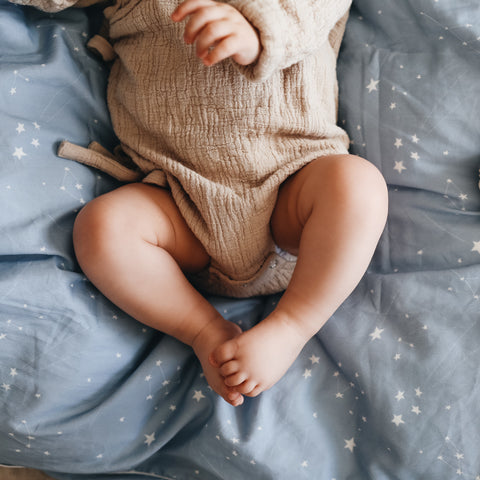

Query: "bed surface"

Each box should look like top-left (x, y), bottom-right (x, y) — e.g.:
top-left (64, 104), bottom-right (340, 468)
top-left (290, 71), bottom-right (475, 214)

top-left (1, 0), bottom-right (479, 479)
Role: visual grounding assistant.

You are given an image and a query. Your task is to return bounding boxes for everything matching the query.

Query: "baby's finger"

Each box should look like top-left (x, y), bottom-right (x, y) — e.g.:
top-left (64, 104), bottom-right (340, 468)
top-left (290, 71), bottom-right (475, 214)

top-left (194, 20), bottom-right (233, 58)
top-left (183, 6), bottom-right (227, 44)
top-left (171, 0), bottom-right (215, 22)
top-left (202, 35), bottom-right (239, 66)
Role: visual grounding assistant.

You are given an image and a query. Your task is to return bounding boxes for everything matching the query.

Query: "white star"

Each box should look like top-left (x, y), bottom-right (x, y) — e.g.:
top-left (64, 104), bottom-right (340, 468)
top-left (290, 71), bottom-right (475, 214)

top-left (169, 405), bottom-right (176, 411)
top-left (369, 327), bottom-right (384, 341)
top-left (394, 138), bottom-right (403, 148)
top-left (415, 387), bottom-right (423, 397)
top-left (392, 414), bottom-right (405, 427)
top-left (393, 353), bottom-right (401, 361)
top-left (0, 334), bottom-right (6, 340)
top-left (394, 161), bottom-right (406, 173)
top-left (192, 390), bottom-right (205, 402)
top-left (395, 391), bottom-right (405, 401)
top-left (13, 147), bottom-right (27, 160)
top-left (410, 152), bottom-right (420, 161)
top-left (366, 78), bottom-right (379, 93)
top-left (471, 241), bottom-right (480, 255)
top-left (344, 437), bottom-right (356, 453)
top-left (309, 354), bottom-right (320, 364)
top-left (301, 460), bottom-right (308, 468)
top-left (145, 375), bottom-right (152, 382)
top-left (335, 392), bottom-right (344, 399)
top-left (303, 369), bottom-right (312, 379)
top-left (459, 193), bottom-right (467, 201)
top-left (411, 134), bottom-right (420, 143)
top-left (411, 406), bottom-right (421, 415)
top-left (10, 368), bottom-right (18, 377)
top-left (10, 87), bottom-right (16, 95)
top-left (389, 103), bottom-right (397, 110)
top-left (16, 123), bottom-right (25, 134)
top-left (144, 432), bottom-right (156, 446)
top-left (33, 122), bottom-right (41, 130)
top-left (31, 138), bottom-right (40, 148)
top-left (2, 384), bottom-right (11, 391)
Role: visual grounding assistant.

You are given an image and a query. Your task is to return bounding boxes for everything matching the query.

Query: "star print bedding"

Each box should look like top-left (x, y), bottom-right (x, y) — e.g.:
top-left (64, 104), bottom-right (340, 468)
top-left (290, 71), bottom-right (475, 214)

top-left (1, 0), bottom-right (479, 478)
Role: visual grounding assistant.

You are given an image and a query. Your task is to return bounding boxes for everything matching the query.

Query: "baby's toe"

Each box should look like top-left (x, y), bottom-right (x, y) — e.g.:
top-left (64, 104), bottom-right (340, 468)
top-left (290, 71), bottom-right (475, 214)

top-left (210, 338), bottom-right (239, 367)
top-left (245, 385), bottom-right (264, 397)
top-left (226, 390), bottom-right (244, 407)
top-left (219, 360), bottom-right (240, 377)
top-left (235, 380), bottom-right (258, 395)
top-left (225, 371), bottom-right (248, 387)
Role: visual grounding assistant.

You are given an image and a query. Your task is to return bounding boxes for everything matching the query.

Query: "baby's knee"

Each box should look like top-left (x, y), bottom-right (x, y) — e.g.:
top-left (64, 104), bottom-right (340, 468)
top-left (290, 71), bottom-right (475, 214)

top-left (72, 196), bottom-right (115, 268)
top-left (349, 156), bottom-right (388, 220)
top-left (344, 156), bottom-right (387, 202)
top-left (313, 155), bottom-right (387, 213)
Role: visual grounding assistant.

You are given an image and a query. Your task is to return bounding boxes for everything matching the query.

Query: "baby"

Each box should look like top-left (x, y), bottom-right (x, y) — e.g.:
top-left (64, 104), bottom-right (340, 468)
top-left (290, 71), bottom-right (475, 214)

top-left (14, 0), bottom-right (389, 406)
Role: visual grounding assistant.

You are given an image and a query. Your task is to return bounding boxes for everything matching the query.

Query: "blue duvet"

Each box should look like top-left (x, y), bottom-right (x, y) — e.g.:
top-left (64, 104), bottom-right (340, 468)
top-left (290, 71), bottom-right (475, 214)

top-left (1, 0), bottom-right (479, 478)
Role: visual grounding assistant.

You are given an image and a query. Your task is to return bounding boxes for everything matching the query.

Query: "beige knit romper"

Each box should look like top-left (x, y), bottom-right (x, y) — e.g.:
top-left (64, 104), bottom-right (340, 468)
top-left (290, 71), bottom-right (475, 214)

top-left (12, 0), bottom-right (352, 297)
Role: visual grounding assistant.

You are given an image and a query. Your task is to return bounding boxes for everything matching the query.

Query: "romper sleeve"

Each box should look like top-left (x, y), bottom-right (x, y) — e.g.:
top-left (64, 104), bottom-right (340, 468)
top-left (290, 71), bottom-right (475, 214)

top-left (227, 0), bottom-right (352, 82)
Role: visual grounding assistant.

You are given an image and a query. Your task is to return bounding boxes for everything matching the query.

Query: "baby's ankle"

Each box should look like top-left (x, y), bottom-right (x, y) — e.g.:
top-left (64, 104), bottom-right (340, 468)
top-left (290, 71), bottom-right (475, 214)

top-left (274, 290), bottom-right (331, 340)
top-left (190, 315), bottom-right (241, 353)
top-left (263, 308), bottom-right (312, 349)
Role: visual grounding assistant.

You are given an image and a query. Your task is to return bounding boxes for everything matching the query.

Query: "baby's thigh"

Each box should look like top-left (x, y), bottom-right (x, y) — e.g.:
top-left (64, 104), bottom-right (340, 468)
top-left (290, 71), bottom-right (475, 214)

top-left (74, 183), bottom-right (209, 273)
top-left (270, 154), bottom-right (373, 254)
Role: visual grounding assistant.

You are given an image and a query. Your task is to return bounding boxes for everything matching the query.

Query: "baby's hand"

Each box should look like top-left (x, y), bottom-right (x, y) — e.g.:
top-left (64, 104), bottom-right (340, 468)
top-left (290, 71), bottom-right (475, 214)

top-left (171, 0), bottom-right (261, 67)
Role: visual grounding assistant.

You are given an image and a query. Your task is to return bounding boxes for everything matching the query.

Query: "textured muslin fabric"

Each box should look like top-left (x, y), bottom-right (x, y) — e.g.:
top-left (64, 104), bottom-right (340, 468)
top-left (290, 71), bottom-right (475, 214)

top-left (9, 0), bottom-right (352, 296)
top-left (103, 0), bottom-right (350, 296)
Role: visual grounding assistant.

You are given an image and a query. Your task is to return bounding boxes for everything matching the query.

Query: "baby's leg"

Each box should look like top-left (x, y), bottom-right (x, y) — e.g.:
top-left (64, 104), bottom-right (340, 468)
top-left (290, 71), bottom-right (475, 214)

top-left (211, 155), bottom-right (388, 399)
top-left (73, 183), bottom-right (244, 406)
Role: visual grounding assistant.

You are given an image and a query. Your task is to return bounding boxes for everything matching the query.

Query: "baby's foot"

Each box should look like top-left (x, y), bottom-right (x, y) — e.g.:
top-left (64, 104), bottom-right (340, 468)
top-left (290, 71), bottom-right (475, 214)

top-left (191, 317), bottom-right (244, 406)
top-left (210, 313), bottom-right (308, 398)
